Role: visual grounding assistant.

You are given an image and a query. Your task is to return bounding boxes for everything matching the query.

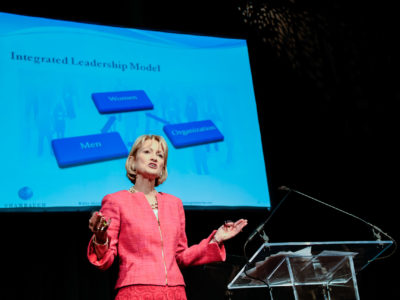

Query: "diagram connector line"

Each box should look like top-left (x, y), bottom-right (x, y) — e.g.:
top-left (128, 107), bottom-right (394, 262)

top-left (101, 116), bottom-right (117, 133)
top-left (146, 112), bottom-right (170, 125)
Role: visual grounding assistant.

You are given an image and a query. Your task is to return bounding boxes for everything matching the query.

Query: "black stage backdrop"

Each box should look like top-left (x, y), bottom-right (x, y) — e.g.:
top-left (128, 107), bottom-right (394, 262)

top-left (1, 0), bottom-right (398, 299)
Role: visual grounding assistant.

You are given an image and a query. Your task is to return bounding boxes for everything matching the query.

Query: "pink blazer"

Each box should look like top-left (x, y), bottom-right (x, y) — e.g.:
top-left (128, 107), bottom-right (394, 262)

top-left (87, 190), bottom-right (226, 289)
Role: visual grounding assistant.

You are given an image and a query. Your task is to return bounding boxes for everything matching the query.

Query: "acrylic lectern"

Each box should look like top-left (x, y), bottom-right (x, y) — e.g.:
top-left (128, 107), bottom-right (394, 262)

top-left (228, 241), bottom-right (393, 300)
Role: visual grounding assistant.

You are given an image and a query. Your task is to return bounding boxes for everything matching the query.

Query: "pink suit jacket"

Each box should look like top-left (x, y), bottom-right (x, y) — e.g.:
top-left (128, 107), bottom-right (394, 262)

top-left (87, 190), bottom-right (226, 289)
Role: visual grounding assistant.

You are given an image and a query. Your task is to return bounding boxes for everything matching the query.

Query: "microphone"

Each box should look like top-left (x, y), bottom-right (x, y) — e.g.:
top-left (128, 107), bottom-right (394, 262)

top-left (245, 187), bottom-right (292, 244)
top-left (278, 185), bottom-right (290, 191)
top-left (247, 221), bottom-right (269, 243)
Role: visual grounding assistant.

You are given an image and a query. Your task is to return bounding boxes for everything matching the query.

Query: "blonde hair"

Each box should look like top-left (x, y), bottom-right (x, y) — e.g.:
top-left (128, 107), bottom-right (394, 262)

top-left (125, 134), bottom-right (168, 186)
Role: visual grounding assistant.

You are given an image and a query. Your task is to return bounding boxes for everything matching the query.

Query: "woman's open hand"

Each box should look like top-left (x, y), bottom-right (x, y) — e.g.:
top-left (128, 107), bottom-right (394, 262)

top-left (214, 219), bottom-right (248, 243)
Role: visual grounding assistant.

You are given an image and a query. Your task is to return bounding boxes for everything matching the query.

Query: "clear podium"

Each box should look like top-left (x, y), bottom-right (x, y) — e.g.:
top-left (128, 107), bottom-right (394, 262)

top-left (228, 241), bottom-right (393, 300)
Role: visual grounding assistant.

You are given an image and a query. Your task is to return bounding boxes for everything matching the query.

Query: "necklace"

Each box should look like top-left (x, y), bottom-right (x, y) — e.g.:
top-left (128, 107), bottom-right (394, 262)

top-left (149, 201), bottom-right (158, 210)
top-left (128, 186), bottom-right (158, 210)
top-left (128, 186), bottom-right (137, 194)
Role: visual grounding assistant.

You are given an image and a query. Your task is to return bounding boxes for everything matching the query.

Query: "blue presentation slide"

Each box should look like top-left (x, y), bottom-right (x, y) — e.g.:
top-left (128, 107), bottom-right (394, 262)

top-left (0, 12), bottom-right (270, 210)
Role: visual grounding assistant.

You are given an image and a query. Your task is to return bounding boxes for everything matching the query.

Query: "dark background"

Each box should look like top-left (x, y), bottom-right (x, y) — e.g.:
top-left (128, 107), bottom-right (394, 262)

top-left (1, 0), bottom-right (398, 299)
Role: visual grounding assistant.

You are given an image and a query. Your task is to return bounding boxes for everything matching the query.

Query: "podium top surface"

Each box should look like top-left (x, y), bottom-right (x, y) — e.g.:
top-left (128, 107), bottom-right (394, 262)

top-left (262, 241), bottom-right (392, 247)
top-left (228, 240), bottom-right (393, 290)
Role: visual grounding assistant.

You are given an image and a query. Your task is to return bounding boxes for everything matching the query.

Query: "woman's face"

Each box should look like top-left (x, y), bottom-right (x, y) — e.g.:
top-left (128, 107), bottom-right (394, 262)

top-left (134, 139), bottom-right (165, 180)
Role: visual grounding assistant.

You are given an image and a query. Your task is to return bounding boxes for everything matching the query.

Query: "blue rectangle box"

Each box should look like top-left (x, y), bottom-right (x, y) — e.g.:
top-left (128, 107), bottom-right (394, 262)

top-left (92, 90), bottom-right (153, 114)
top-left (52, 132), bottom-right (128, 168)
top-left (163, 120), bottom-right (224, 148)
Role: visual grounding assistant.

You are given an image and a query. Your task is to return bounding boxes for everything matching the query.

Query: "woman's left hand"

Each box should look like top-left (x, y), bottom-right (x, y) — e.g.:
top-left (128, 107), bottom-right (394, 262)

top-left (214, 219), bottom-right (248, 243)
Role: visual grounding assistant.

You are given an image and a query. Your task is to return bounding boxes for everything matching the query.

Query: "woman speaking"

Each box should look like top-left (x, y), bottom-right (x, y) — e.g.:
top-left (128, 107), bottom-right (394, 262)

top-left (88, 134), bottom-right (247, 299)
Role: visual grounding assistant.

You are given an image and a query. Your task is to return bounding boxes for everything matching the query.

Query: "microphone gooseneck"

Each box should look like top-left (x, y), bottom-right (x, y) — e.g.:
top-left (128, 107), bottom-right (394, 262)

top-left (242, 187), bottom-right (293, 288)
top-left (245, 188), bottom-right (292, 247)
top-left (279, 186), bottom-right (397, 260)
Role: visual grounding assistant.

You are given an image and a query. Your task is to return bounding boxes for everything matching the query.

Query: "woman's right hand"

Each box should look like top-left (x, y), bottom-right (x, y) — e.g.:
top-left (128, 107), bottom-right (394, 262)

top-left (88, 211), bottom-right (111, 244)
